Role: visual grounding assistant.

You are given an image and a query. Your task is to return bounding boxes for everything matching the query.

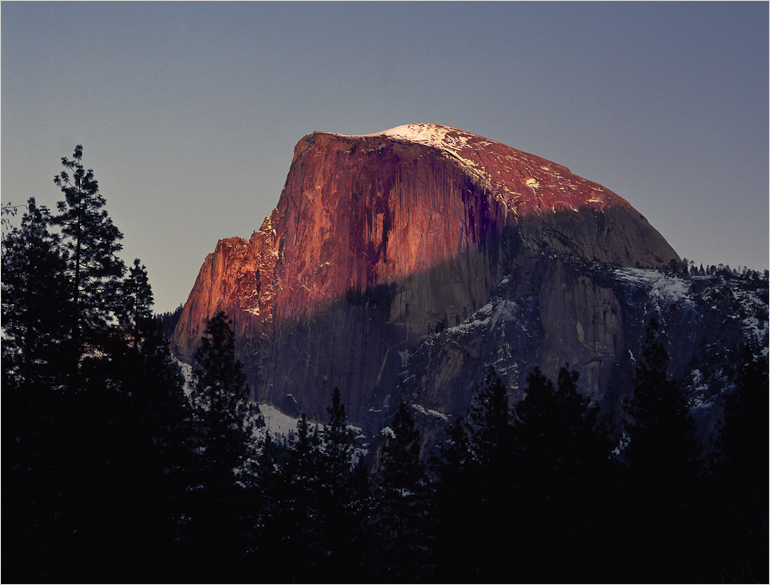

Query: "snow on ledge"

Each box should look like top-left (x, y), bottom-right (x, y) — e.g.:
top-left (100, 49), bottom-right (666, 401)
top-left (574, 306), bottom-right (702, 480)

top-left (329, 123), bottom-right (483, 160)
top-left (613, 268), bottom-right (692, 305)
top-left (332, 123), bottom-right (461, 144)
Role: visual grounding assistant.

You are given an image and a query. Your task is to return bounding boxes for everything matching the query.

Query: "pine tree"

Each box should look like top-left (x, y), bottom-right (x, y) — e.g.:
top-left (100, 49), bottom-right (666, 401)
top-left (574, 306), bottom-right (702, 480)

top-left (319, 387), bottom-right (355, 494)
top-left (2, 194), bottom-right (192, 582)
top-left (713, 348), bottom-right (769, 487)
top-left (709, 348), bottom-right (769, 582)
top-left (468, 367), bottom-right (516, 567)
top-left (261, 412), bottom-right (324, 582)
top-left (185, 311), bottom-right (259, 580)
top-left (53, 145), bottom-right (125, 374)
top-left (189, 311), bottom-right (256, 487)
top-left (2, 198), bottom-right (72, 581)
top-left (439, 367), bottom-right (516, 582)
top-left (379, 402), bottom-right (424, 498)
top-left (513, 366), bottom-right (555, 453)
top-left (1, 198), bottom-right (70, 391)
top-left (622, 317), bottom-right (702, 582)
top-left (431, 414), bottom-right (475, 581)
top-left (374, 401), bottom-right (430, 580)
top-left (120, 258), bottom-right (154, 328)
top-left (625, 318), bottom-right (700, 477)
top-left (512, 366), bottom-right (614, 581)
top-left (433, 415), bottom-right (471, 483)
top-left (315, 387), bottom-right (368, 582)
top-left (65, 261), bottom-right (191, 581)
top-left (467, 365), bottom-right (514, 469)
top-left (514, 366), bottom-right (608, 492)
top-left (76, 312), bottom-right (194, 582)
top-left (256, 429), bottom-right (280, 509)
top-left (281, 411), bottom-right (323, 504)
top-left (511, 366), bottom-right (563, 581)
top-left (158, 303), bottom-right (185, 341)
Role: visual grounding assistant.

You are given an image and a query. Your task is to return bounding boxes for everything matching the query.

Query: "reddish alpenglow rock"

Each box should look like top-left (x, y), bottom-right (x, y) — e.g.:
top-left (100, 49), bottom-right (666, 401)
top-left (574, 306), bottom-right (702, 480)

top-left (172, 124), bottom-right (678, 421)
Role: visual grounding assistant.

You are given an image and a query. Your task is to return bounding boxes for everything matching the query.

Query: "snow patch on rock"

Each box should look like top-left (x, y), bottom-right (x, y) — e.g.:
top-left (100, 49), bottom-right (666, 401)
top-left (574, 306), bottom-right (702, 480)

top-left (259, 404), bottom-right (302, 438)
top-left (614, 268), bottom-right (692, 307)
top-left (411, 404), bottom-right (449, 421)
top-left (334, 123), bottom-right (493, 185)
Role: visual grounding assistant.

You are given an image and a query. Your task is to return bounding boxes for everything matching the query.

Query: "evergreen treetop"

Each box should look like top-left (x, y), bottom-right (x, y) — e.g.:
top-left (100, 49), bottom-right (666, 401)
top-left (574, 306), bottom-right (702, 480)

top-left (379, 401), bottom-right (425, 496)
top-left (320, 387), bottom-right (355, 491)
top-left (53, 145), bottom-right (126, 352)
top-left (625, 317), bottom-right (701, 477)
top-left (121, 258), bottom-right (154, 328)
top-left (1, 198), bottom-right (70, 391)
top-left (190, 311), bottom-right (257, 487)
top-left (467, 366), bottom-right (513, 469)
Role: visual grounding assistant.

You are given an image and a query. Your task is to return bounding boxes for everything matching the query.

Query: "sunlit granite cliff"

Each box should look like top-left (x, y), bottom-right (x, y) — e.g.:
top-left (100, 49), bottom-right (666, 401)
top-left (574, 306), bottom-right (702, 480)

top-left (171, 123), bottom-right (682, 427)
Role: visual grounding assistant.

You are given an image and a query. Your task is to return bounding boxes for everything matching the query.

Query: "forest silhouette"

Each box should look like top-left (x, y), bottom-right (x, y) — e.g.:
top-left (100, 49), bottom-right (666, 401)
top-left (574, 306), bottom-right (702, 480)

top-left (3, 146), bottom-right (767, 583)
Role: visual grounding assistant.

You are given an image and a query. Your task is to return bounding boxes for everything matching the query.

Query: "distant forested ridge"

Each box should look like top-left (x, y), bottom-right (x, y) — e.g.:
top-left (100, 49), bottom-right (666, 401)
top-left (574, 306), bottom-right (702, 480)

top-left (2, 146), bottom-right (767, 583)
top-left (157, 303), bottom-right (185, 340)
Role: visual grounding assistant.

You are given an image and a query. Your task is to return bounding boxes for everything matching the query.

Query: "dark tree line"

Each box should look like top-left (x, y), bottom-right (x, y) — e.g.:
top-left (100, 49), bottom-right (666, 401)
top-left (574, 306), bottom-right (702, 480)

top-left (3, 146), bottom-right (192, 582)
top-left (3, 145), bottom-right (767, 583)
top-left (157, 303), bottom-right (185, 340)
top-left (427, 321), bottom-right (767, 583)
top-left (668, 256), bottom-right (770, 283)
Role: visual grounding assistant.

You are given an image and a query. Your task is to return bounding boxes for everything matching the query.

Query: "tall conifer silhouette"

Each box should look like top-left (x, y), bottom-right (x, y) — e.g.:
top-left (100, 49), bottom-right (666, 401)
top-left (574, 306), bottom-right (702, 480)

top-left (53, 145), bottom-right (125, 383)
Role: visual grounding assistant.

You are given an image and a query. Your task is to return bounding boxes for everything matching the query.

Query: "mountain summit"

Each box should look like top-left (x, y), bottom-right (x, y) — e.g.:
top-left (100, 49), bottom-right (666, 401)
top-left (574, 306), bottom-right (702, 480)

top-left (334, 122), bottom-right (630, 216)
top-left (172, 124), bottom-right (680, 426)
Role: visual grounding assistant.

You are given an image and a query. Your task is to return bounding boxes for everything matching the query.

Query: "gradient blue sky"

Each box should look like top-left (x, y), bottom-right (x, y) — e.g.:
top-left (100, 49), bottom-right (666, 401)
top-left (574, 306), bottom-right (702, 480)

top-left (3, 2), bottom-right (768, 313)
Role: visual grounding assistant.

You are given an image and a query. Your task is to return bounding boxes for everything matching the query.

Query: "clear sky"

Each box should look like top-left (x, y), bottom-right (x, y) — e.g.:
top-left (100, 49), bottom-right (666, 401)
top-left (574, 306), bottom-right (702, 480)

top-left (3, 2), bottom-right (768, 313)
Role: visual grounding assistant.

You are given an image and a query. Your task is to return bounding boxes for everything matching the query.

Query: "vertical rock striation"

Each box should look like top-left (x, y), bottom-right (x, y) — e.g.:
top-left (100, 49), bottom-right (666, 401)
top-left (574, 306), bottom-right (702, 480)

top-left (171, 124), bottom-right (680, 427)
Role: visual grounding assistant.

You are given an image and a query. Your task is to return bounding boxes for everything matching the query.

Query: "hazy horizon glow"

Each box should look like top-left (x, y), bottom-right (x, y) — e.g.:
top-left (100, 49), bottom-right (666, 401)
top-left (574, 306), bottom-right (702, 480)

top-left (3, 2), bottom-right (768, 313)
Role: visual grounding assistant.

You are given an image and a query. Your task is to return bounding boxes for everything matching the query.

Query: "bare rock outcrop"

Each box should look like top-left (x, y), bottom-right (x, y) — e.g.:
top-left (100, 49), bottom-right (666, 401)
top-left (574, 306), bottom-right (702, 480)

top-left (171, 124), bottom-right (679, 427)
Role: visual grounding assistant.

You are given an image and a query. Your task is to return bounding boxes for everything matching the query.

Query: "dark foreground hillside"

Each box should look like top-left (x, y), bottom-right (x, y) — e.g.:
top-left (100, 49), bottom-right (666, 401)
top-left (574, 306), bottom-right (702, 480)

top-left (4, 307), bottom-right (767, 582)
top-left (3, 145), bottom-right (767, 583)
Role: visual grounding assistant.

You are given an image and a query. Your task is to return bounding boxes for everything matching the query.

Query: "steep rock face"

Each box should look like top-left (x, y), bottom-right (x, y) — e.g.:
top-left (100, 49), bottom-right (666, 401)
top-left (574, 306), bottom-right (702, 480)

top-left (400, 262), bottom-right (767, 453)
top-left (172, 220), bottom-right (278, 370)
top-left (171, 123), bottom-right (679, 426)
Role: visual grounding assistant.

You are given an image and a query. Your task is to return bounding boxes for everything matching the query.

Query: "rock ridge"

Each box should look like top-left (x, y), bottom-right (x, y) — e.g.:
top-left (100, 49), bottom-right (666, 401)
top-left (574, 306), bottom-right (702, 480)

top-left (171, 124), bottom-right (680, 426)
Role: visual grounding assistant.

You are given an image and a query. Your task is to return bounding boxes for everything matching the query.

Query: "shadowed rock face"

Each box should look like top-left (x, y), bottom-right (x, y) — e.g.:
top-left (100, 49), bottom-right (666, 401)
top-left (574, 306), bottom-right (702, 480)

top-left (171, 124), bottom-right (679, 426)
